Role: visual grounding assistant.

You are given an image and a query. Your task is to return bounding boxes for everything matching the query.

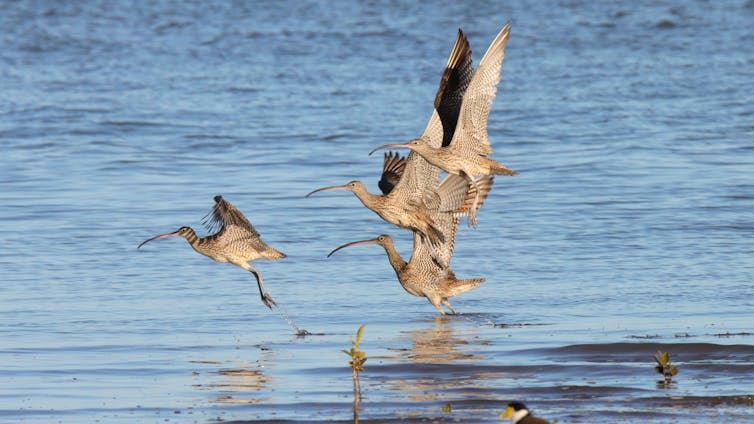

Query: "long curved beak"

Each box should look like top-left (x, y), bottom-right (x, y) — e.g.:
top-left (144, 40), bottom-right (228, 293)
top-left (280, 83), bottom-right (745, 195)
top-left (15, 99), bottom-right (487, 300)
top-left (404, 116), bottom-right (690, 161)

top-left (368, 143), bottom-right (412, 156)
top-left (327, 238), bottom-right (380, 257)
top-left (138, 230), bottom-right (180, 249)
top-left (305, 184), bottom-right (348, 198)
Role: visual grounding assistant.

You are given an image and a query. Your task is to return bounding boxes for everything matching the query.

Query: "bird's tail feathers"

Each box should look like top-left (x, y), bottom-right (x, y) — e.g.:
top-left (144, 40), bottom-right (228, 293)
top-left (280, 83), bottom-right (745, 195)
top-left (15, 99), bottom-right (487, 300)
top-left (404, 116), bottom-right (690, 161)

top-left (451, 175), bottom-right (494, 217)
top-left (489, 159), bottom-right (518, 176)
top-left (263, 247), bottom-right (287, 261)
top-left (446, 278), bottom-right (486, 296)
top-left (438, 174), bottom-right (471, 212)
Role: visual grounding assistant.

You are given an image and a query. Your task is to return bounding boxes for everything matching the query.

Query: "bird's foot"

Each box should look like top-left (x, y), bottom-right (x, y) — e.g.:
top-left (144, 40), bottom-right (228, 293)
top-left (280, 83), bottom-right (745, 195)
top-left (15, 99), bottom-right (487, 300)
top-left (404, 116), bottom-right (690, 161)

top-left (467, 212), bottom-right (478, 228)
top-left (467, 191), bottom-right (480, 228)
top-left (261, 293), bottom-right (277, 309)
top-left (442, 300), bottom-right (457, 315)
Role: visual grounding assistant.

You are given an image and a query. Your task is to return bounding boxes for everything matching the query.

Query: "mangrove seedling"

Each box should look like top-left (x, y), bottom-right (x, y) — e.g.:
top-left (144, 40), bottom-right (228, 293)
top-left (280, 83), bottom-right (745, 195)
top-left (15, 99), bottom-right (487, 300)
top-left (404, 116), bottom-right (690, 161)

top-left (654, 350), bottom-right (678, 385)
top-left (343, 325), bottom-right (367, 422)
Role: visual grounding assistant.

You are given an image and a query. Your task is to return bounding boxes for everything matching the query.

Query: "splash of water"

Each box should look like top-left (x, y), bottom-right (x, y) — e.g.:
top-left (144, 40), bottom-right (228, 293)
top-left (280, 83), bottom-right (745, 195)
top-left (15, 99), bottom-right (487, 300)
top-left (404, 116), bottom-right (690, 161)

top-left (273, 301), bottom-right (311, 336)
top-left (454, 312), bottom-right (493, 328)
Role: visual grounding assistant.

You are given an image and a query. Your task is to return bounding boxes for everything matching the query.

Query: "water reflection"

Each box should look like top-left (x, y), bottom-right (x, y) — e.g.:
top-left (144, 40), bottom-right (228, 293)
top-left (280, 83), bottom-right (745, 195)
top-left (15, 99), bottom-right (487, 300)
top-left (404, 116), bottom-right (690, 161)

top-left (192, 355), bottom-right (272, 405)
top-left (400, 315), bottom-right (486, 364)
top-left (381, 316), bottom-right (491, 403)
top-left (214, 364), bottom-right (269, 403)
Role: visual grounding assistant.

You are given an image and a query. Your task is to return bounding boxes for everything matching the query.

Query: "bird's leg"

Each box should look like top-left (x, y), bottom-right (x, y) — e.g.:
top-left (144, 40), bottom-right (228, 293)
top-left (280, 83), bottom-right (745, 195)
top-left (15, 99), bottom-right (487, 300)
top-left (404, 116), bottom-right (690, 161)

top-left (462, 171), bottom-right (481, 228)
top-left (441, 299), bottom-right (457, 315)
top-left (429, 296), bottom-right (446, 315)
top-left (243, 263), bottom-right (276, 309)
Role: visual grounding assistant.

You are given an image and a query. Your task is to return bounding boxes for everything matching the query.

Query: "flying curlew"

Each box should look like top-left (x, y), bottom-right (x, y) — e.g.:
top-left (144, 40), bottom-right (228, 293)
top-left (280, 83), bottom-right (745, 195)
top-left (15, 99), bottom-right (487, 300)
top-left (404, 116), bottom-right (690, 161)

top-left (370, 22), bottom-right (518, 227)
top-left (307, 29), bottom-right (484, 247)
top-left (138, 195), bottom-right (285, 309)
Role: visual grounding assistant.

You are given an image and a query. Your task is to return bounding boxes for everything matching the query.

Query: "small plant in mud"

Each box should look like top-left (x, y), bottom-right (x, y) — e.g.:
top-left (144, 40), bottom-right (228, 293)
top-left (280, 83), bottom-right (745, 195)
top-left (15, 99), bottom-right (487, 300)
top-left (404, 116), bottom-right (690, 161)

top-left (654, 350), bottom-right (678, 386)
top-left (343, 325), bottom-right (367, 423)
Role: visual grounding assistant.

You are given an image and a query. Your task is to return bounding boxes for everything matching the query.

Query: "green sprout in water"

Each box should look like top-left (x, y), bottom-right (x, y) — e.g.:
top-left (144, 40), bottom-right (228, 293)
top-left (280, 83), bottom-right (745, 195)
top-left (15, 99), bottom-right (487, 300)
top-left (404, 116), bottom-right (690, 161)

top-left (343, 325), bottom-right (367, 423)
top-left (654, 350), bottom-right (678, 386)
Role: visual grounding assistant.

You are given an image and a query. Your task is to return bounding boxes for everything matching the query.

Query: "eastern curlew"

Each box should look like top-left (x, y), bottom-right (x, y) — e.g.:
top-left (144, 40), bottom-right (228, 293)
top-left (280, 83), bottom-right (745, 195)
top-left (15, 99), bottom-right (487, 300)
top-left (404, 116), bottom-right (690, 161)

top-left (138, 195), bottom-right (285, 309)
top-left (307, 29), bottom-right (483, 247)
top-left (370, 22), bottom-right (518, 228)
top-left (327, 219), bottom-right (484, 315)
top-left (326, 169), bottom-right (493, 316)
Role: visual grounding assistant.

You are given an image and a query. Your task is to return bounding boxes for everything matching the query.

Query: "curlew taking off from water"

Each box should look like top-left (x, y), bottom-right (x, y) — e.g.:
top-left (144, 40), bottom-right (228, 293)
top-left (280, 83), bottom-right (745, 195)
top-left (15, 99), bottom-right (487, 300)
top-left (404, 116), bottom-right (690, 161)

top-left (138, 195), bottom-right (286, 309)
top-left (370, 21), bottom-right (518, 227)
top-left (327, 216), bottom-right (486, 315)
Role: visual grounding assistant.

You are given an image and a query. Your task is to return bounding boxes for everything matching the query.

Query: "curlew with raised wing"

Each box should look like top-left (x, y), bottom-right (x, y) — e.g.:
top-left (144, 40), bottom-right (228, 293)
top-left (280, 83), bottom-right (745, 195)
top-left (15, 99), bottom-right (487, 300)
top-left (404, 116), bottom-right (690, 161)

top-left (138, 196), bottom-right (285, 309)
top-left (370, 22), bottom-right (518, 227)
top-left (307, 29), bottom-right (481, 247)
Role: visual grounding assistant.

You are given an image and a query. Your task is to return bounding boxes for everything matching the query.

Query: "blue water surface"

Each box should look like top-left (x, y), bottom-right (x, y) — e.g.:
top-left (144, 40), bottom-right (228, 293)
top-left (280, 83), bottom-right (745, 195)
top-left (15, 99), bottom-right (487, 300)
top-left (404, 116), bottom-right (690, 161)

top-left (1, 1), bottom-right (753, 422)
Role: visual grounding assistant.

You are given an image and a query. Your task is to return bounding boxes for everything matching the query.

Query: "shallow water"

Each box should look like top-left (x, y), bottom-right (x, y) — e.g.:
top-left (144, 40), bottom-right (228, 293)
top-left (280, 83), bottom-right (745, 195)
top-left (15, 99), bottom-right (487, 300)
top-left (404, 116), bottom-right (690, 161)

top-left (2, 1), bottom-right (753, 423)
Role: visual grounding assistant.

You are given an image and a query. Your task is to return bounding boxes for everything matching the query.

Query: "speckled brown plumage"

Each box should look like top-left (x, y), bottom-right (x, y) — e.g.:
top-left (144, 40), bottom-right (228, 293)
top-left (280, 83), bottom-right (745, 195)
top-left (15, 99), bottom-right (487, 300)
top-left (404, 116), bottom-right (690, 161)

top-left (328, 216), bottom-right (485, 315)
top-left (309, 29), bottom-right (485, 249)
top-left (370, 22), bottom-right (518, 228)
top-left (138, 195), bottom-right (285, 309)
top-left (328, 218), bottom-right (484, 315)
